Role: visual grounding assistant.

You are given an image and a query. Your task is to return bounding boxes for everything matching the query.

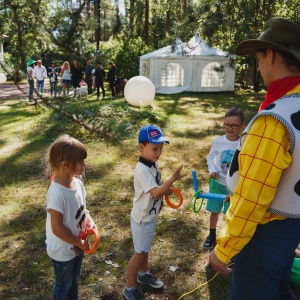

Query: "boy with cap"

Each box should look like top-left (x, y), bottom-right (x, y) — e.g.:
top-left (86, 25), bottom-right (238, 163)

top-left (209, 18), bottom-right (300, 299)
top-left (123, 125), bottom-right (186, 300)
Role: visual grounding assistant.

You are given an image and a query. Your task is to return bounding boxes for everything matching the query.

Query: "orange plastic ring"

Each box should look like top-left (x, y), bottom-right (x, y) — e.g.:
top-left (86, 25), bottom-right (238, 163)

top-left (165, 187), bottom-right (183, 209)
top-left (83, 228), bottom-right (100, 255)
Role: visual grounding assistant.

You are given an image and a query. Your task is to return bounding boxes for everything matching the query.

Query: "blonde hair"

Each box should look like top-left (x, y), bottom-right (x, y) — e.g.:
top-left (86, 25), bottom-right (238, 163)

top-left (45, 135), bottom-right (87, 176)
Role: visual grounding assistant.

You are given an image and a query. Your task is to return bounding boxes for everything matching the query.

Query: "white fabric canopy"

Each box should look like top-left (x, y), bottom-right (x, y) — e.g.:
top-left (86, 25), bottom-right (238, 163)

top-left (140, 36), bottom-right (235, 94)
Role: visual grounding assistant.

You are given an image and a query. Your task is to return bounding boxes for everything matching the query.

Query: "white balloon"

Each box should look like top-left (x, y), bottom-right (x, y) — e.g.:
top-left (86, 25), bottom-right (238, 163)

top-left (124, 76), bottom-right (155, 107)
top-left (0, 73), bottom-right (7, 84)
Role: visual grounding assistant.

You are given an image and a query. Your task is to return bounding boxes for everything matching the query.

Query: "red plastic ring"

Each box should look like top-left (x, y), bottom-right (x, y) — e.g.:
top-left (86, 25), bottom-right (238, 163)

top-left (83, 228), bottom-right (100, 255)
top-left (165, 187), bottom-right (183, 209)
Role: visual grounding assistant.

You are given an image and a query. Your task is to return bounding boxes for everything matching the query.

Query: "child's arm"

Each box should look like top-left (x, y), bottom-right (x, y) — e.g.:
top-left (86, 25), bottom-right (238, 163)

top-left (207, 141), bottom-right (218, 178)
top-left (49, 209), bottom-right (90, 251)
top-left (149, 164), bottom-right (186, 199)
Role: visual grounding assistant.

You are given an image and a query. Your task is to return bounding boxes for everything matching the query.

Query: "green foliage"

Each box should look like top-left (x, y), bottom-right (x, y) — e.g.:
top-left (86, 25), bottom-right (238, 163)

top-left (114, 36), bottom-right (151, 78)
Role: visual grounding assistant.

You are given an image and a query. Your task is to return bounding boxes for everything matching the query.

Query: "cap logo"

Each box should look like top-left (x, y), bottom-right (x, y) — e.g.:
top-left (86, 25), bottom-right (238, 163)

top-left (149, 130), bottom-right (159, 138)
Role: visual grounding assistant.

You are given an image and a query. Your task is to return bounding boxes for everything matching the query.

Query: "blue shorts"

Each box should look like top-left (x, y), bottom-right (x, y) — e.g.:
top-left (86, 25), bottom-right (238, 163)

top-left (130, 217), bottom-right (157, 253)
top-left (62, 79), bottom-right (71, 84)
top-left (205, 179), bottom-right (229, 214)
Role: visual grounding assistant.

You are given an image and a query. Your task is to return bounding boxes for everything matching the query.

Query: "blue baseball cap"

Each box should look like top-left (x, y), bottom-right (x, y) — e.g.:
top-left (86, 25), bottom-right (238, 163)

top-left (138, 125), bottom-right (170, 144)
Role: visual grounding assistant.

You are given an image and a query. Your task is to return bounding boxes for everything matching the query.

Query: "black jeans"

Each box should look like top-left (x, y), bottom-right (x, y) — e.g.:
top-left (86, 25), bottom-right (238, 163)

top-left (96, 81), bottom-right (105, 98)
top-left (109, 80), bottom-right (115, 96)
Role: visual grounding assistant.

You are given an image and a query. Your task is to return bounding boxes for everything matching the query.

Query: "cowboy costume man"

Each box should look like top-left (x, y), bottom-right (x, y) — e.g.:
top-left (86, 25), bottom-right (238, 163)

top-left (210, 18), bottom-right (300, 300)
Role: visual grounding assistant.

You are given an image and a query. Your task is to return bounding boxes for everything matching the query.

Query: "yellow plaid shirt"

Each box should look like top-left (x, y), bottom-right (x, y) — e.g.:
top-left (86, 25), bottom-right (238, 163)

top-left (215, 85), bottom-right (300, 263)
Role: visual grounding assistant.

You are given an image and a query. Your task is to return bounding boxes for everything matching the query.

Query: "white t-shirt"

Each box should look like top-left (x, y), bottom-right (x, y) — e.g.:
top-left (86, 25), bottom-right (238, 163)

top-left (46, 177), bottom-right (87, 261)
top-left (27, 66), bottom-right (34, 80)
top-left (131, 160), bottom-right (163, 223)
top-left (62, 69), bottom-right (71, 80)
top-left (207, 135), bottom-right (239, 186)
top-left (33, 65), bottom-right (47, 80)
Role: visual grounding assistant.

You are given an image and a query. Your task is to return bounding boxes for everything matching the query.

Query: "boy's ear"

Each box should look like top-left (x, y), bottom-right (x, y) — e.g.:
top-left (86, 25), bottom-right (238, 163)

top-left (138, 143), bottom-right (144, 152)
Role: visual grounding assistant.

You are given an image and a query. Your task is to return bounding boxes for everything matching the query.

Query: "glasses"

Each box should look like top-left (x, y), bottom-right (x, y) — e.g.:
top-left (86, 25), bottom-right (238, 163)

top-left (223, 123), bottom-right (241, 129)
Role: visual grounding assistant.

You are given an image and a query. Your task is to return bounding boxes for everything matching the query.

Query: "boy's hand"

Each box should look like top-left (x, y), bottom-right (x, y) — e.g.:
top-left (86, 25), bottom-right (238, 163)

top-left (210, 172), bottom-right (218, 179)
top-left (224, 195), bottom-right (230, 202)
top-left (165, 189), bottom-right (173, 196)
top-left (172, 165), bottom-right (187, 182)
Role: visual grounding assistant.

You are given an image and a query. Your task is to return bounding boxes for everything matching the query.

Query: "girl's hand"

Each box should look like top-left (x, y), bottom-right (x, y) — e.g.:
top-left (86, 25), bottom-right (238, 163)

top-left (82, 214), bottom-right (97, 234)
top-left (79, 238), bottom-right (90, 251)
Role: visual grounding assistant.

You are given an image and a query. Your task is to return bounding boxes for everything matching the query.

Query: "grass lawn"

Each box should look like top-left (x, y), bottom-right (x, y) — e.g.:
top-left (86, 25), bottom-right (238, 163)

top-left (0, 88), bottom-right (299, 299)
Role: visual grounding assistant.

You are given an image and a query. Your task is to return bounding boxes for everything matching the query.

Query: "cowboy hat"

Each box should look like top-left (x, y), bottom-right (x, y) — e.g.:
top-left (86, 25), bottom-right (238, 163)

top-left (235, 18), bottom-right (300, 62)
top-left (27, 58), bottom-right (36, 66)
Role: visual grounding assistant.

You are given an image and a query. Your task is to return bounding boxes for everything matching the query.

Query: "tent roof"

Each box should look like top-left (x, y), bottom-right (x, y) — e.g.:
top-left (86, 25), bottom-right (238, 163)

top-left (140, 35), bottom-right (229, 59)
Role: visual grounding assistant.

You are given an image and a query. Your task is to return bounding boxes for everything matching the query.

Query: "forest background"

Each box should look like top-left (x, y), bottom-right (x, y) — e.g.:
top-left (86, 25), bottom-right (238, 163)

top-left (0, 0), bottom-right (300, 91)
top-left (1, 1), bottom-right (300, 300)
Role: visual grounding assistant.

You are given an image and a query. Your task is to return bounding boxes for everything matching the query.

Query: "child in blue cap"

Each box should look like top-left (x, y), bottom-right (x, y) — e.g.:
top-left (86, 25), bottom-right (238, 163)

top-left (123, 125), bottom-right (186, 300)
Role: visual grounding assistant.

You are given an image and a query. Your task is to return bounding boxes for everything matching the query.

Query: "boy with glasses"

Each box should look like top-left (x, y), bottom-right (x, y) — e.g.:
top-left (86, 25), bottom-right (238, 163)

top-left (203, 107), bottom-right (245, 250)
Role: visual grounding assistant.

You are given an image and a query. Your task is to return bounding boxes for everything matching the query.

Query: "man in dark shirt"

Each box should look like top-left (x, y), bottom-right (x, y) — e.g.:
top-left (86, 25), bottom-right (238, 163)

top-left (71, 60), bottom-right (82, 89)
top-left (84, 60), bottom-right (94, 95)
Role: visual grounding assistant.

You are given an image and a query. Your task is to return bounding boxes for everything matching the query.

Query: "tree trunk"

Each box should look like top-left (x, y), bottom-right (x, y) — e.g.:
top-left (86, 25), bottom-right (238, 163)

top-left (177, 0), bottom-right (181, 20)
top-left (166, 10), bottom-right (171, 34)
top-left (145, 0), bottom-right (149, 46)
top-left (11, 5), bottom-right (26, 74)
top-left (130, 0), bottom-right (134, 36)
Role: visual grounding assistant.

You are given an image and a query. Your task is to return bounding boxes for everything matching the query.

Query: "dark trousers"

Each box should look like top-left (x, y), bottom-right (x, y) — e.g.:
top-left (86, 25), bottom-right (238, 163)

top-left (51, 252), bottom-right (84, 300)
top-left (85, 76), bottom-right (93, 94)
top-left (109, 80), bottom-right (115, 96)
top-left (231, 218), bottom-right (300, 300)
top-left (96, 81), bottom-right (105, 98)
top-left (28, 79), bottom-right (34, 99)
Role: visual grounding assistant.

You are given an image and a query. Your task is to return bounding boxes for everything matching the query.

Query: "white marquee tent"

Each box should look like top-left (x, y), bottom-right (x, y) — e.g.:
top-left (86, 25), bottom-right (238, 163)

top-left (139, 36), bottom-right (235, 94)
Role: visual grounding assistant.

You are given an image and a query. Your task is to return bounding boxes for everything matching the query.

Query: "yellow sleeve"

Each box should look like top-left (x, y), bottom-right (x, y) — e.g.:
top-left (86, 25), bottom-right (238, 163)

top-left (214, 115), bottom-right (292, 263)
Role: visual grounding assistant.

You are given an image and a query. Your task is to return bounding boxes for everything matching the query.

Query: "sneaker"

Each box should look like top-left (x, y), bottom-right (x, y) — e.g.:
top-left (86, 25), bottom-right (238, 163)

top-left (137, 273), bottom-right (164, 289)
top-left (203, 233), bottom-right (216, 250)
top-left (123, 287), bottom-right (143, 300)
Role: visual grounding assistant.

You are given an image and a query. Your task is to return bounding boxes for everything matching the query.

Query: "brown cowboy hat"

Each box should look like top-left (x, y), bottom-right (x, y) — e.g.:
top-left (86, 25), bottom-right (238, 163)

top-left (235, 18), bottom-right (300, 62)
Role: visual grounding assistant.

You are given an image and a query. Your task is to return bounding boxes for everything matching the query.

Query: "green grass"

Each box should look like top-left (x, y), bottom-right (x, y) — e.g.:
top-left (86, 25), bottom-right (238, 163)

top-left (0, 90), bottom-right (298, 299)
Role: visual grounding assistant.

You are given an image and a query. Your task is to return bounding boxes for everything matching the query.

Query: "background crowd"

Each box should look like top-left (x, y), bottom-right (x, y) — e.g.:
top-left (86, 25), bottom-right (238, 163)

top-left (26, 59), bottom-right (118, 101)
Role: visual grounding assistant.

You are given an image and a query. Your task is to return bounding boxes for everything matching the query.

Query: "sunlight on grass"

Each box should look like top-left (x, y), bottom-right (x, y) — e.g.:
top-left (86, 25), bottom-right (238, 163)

top-left (2, 91), bottom-right (289, 299)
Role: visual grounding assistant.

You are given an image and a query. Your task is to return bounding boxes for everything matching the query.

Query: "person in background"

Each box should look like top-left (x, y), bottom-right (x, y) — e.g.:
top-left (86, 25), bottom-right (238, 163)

top-left (47, 62), bottom-right (59, 97)
top-left (45, 134), bottom-right (97, 299)
top-left (203, 108), bottom-right (245, 250)
top-left (94, 62), bottom-right (106, 100)
top-left (84, 60), bottom-right (94, 95)
top-left (71, 60), bottom-right (82, 90)
top-left (107, 61), bottom-right (116, 99)
top-left (209, 18), bottom-right (300, 300)
top-left (33, 59), bottom-right (47, 94)
top-left (26, 58), bottom-right (36, 101)
top-left (60, 61), bottom-right (72, 96)
top-left (123, 125), bottom-right (186, 300)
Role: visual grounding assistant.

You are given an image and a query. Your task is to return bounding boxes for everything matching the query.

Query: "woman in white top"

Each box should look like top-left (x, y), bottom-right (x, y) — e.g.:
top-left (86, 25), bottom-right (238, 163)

top-left (60, 61), bottom-right (71, 95)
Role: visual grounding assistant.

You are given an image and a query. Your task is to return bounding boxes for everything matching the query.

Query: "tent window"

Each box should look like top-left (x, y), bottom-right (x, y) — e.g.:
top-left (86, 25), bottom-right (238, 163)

top-left (141, 62), bottom-right (148, 77)
top-left (161, 63), bottom-right (183, 87)
top-left (201, 62), bottom-right (224, 87)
